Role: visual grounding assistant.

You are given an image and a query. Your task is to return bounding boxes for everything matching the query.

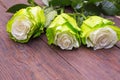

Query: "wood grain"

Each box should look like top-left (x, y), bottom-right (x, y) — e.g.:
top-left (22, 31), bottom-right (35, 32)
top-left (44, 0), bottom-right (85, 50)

top-left (0, 0), bottom-right (120, 80)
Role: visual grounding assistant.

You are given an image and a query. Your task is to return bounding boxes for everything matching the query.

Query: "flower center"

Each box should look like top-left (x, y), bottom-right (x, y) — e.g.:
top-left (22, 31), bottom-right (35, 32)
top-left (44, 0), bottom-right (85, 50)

top-left (62, 38), bottom-right (71, 48)
top-left (87, 27), bottom-right (118, 50)
top-left (56, 33), bottom-right (73, 50)
top-left (11, 19), bottom-right (32, 40)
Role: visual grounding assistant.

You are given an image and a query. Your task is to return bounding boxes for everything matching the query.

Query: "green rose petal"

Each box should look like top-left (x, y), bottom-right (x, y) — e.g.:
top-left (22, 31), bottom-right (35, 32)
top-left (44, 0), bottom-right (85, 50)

top-left (81, 16), bottom-right (120, 50)
top-left (46, 13), bottom-right (81, 50)
top-left (7, 6), bottom-right (45, 43)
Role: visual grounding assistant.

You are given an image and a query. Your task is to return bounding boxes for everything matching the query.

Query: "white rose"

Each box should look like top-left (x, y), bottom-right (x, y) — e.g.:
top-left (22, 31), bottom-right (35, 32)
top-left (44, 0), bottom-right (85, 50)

top-left (86, 27), bottom-right (118, 50)
top-left (11, 17), bottom-right (32, 40)
top-left (54, 32), bottom-right (79, 50)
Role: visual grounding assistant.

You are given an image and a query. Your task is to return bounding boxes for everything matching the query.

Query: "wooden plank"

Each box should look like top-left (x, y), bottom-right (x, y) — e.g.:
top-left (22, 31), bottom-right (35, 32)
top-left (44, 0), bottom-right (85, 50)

top-left (0, 37), bottom-right (86, 80)
top-left (47, 45), bottom-right (120, 80)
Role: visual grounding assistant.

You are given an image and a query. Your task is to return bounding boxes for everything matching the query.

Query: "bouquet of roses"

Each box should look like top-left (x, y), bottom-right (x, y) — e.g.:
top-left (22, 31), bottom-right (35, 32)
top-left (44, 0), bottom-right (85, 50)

top-left (6, 0), bottom-right (120, 50)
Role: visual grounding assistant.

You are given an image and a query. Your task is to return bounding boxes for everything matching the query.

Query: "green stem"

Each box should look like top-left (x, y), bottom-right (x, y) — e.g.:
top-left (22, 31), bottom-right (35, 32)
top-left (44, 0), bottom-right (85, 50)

top-left (60, 8), bottom-right (64, 14)
top-left (81, 13), bottom-right (87, 19)
top-left (67, 13), bottom-right (87, 19)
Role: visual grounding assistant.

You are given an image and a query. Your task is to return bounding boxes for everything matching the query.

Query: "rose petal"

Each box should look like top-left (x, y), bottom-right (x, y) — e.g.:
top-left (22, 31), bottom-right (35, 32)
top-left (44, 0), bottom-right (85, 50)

top-left (87, 27), bottom-right (117, 50)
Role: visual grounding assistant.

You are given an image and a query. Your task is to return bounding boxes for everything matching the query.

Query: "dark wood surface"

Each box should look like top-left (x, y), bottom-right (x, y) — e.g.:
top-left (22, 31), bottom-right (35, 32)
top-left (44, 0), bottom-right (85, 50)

top-left (0, 0), bottom-right (120, 80)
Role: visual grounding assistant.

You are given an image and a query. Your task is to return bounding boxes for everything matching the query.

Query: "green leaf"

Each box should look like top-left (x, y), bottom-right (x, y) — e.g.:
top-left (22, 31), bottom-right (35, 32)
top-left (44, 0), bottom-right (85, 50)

top-left (108, 0), bottom-right (120, 15)
top-left (49, 0), bottom-right (71, 7)
top-left (76, 16), bottom-right (84, 27)
top-left (89, 0), bottom-right (102, 3)
top-left (6, 4), bottom-right (29, 13)
top-left (27, 0), bottom-right (38, 6)
top-left (71, 0), bottom-right (85, 9)
top-left (27, 0), bottom-right (33, 4)
top-left (101, 0), bottom-right (119, 15)
top-left (83, 4), bottom-right (101, 16)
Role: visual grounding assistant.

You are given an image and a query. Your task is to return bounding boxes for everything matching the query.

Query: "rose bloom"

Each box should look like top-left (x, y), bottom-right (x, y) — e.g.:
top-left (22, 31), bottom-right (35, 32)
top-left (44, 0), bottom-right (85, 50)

top-left (86, 27), bottom-right (118, 50)
top-left (54, 32), bottom-right (79, 50)
top-left (11, 16), bottom-right (32, 40)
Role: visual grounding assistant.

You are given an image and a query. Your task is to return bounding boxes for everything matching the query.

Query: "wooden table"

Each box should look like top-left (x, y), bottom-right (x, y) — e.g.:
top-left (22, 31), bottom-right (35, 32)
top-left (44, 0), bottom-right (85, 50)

top-left (0, 0), bottom-right (120, 80)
